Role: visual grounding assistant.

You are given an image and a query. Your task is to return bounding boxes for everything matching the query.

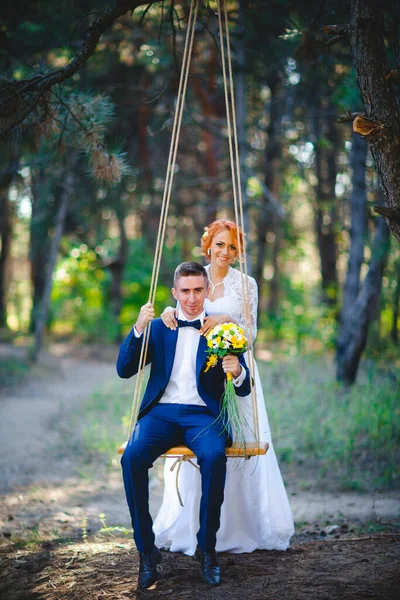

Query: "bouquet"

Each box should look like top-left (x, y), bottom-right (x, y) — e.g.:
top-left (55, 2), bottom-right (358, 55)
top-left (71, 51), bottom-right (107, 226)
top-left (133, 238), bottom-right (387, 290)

top-left (204, 322), bottom-right (249, 446)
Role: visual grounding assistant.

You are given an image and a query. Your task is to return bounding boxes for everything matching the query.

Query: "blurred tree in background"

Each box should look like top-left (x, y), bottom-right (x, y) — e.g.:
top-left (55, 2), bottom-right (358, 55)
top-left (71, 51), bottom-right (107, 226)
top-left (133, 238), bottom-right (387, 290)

top-left (0, 0), bottom-right (399, 384)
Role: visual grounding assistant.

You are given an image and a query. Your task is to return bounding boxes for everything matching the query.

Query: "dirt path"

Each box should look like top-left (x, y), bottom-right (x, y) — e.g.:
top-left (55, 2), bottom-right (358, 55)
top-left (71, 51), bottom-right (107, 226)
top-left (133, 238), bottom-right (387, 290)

top-left (0, 343), bottom-right (399, 599)
top-left (0, 344), bottom-right (116, 493)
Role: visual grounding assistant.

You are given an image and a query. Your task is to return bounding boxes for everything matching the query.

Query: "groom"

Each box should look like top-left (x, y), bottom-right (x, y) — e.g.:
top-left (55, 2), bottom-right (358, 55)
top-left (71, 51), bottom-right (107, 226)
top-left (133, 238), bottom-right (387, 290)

top-left (117, 261), bottom-right (251, 589)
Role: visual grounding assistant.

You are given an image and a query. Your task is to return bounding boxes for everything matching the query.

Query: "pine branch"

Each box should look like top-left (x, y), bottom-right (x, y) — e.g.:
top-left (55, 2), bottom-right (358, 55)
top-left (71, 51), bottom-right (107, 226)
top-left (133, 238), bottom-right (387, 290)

top-left (374, 204), bottom-right (400, 226)
top-left (386, 70), bottom-right (400, 83)
top-left (0, 1), bottom-right (157, 131)
top-left (337, 111), bottom-right (364, 123)
top-left (321, 25), bottom-right (348, 47)
top-left (322, 25), bottom-right (349, 36)
top-left (51, 91), bottom-right (89, 134)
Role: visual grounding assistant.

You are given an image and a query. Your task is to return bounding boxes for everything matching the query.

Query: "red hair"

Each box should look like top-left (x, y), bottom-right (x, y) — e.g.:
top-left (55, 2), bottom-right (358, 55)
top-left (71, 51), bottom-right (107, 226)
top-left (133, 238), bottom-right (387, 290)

top-left (201, 219), bottom-right (245, 261)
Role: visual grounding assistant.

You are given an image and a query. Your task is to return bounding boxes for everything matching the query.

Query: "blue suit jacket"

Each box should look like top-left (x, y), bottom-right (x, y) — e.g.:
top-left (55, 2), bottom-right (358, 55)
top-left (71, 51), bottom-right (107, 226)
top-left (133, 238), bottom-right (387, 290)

top-left (117, 317), bottom-right (251, 436)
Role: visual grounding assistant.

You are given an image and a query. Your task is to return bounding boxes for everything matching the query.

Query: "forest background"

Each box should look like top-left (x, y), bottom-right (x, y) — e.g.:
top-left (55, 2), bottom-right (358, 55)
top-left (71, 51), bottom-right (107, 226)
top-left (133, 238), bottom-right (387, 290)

top-left (0, 0), bottom-right (399, 495)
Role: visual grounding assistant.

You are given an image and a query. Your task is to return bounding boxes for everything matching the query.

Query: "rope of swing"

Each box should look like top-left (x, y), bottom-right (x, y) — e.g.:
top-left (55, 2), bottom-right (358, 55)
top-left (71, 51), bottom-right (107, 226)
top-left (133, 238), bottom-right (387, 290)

top-left (217, 0), bottom-right (259, 441)
top-left (127, 0), bottom-right (200, 439)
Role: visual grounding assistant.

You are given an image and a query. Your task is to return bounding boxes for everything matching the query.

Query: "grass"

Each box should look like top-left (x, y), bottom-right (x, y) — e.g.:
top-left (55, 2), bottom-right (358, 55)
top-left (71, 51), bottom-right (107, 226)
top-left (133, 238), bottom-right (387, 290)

top-left (72, 351), bottom-right (400, 492)
top-left (258, 352), bottom-right (400, 492)
top-left (62, 368), bottom-right (150, 469)
top-left (0, 356), bottom-right (30, 389)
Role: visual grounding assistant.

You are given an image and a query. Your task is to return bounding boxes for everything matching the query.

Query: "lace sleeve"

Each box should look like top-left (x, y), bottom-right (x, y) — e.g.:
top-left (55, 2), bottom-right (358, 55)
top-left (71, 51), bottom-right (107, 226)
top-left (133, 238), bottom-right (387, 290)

top-left (227, 268), bottom-right (258, 342)
top-left (241, 275), bottom-right (258, 342)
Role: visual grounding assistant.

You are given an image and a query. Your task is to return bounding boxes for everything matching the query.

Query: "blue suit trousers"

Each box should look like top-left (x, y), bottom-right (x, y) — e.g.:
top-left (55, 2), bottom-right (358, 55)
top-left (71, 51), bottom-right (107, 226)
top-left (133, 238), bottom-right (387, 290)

top-left (121, 403), bottom-right (228, 553)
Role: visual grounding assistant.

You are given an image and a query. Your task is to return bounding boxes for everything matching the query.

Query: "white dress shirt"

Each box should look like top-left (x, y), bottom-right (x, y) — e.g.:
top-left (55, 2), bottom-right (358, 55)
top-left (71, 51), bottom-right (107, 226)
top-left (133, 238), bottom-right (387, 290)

top-left (159, 308), bottom-right (207, 405)
top-left (134, 308), bottom-right (246, 405)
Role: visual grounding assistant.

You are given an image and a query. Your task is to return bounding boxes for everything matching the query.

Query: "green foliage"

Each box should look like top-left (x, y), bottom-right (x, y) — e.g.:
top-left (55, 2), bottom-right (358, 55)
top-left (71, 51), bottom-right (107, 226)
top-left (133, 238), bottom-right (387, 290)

top-left (119, 237), bottom-right (183, 336)
top-left (51, 243), bottom-right (114, 341)
top-left (9, 524), bottom-right (41, 550)
top-left (97, 513), bottom-right (130, 538)
top-left (260, 274), bottom-right (337, 351)
top-left (259, 353), bottom-right (400, 491)
top-left (49, 235), bottom-right (183, 342)
top-left (332, 68), bottom-right (363, 112)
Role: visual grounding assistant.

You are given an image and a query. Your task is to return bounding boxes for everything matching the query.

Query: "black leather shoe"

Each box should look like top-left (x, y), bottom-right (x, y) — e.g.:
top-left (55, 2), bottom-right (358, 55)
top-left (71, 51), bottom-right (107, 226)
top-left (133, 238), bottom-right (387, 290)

top-left (138, 545), bottom-right (162, 590)
top-left (195, 545), bottom-right (221, 586)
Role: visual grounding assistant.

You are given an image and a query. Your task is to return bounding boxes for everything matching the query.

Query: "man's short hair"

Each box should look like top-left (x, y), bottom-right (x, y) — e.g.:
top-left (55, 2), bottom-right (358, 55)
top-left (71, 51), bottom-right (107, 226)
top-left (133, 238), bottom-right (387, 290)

top-left (173, 262), bottom-right (208, 286)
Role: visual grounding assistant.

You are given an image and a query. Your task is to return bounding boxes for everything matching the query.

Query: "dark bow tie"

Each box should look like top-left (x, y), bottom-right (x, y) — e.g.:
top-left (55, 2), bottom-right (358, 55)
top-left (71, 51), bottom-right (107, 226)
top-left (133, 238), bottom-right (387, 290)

top-left (177, 319), bottom-right (202, 330)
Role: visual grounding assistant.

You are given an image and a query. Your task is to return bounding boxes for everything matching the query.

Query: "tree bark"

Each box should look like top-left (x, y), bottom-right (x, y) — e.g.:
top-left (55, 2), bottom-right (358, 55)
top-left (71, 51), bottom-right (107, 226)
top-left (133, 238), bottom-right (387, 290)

top-left (0, 157), bottom-right (19, 328)
top-left (110, 199), bottom-right (128, 344)
top-left (336, 215), bottom-right (390, 385)
top-left (348, 0), bottom-right (400, 244)
top-left (0, 186), bottom-right (12, 328)
top-left (312, 96), bottom-right (339, 305)
top-left (267, 214), bottom-right (282, 318)
top-left (337, 133), bottom-right (368, 337)
top-left (31, 163), bottom-right (76, 362)
top-left (254, 72), bottom-right (282, 321)
top-left (29, 167), bottom-right (50, 333)
top-left (191, 40), bottom-right (221, 225)
top-left (236, 0), bottom-right (249, 244)
top-left (391, 262), bottom-right (400, 344)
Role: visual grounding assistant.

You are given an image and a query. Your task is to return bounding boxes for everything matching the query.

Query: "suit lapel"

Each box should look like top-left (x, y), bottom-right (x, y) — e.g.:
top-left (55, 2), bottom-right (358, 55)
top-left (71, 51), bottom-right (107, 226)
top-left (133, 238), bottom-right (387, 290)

top-left (196, 333), bottom-right (208, 382)
top-left (196, 312), bottom-right (210, 381)
top-left (163, 326), bottom-right (178, 379)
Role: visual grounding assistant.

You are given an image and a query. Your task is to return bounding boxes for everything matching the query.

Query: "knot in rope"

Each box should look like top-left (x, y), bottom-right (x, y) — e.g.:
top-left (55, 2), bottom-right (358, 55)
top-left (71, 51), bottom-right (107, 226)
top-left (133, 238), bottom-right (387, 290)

top-left (170, 455), bottom-right (200, 507)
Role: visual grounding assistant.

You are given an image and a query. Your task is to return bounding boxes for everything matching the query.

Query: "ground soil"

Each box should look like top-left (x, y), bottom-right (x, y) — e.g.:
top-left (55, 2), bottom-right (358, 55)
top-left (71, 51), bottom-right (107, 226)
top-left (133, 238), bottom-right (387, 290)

top-left (0, 342), bottom-right (399, 599)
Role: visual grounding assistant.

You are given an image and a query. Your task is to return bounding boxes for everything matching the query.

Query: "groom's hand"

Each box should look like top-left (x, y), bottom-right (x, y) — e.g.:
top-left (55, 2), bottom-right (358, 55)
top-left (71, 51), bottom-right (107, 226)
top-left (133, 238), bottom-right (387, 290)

top-left (222, 355), bottom-right (241, 378)
top-left (135, 302), bottom-right (155, 335)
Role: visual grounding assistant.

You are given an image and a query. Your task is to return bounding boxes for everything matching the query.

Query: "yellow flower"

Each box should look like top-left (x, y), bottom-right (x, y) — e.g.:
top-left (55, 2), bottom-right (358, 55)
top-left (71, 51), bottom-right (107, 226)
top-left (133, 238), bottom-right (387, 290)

top-left (231, 336), bottom-right (244, 349)
top-left (207, 338), bottom-right (213, 348)
top-left (204, 354), bottom-right (218, 373)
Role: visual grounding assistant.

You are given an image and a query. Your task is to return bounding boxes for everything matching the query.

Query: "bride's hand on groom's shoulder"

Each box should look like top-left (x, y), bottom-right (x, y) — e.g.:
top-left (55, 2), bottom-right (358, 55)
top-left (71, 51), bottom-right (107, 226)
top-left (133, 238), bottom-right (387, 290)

top-left (200, 314), bottom-right (233, 336)
top-left (161, 306), bottom-right (178, 330)
top-left (135, 302), bottom-right (155, 334)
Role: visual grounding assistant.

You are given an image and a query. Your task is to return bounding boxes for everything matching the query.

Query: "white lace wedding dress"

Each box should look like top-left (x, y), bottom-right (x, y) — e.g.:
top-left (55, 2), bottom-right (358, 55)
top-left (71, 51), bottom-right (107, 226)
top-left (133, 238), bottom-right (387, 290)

top-left (153, 265), bottom-right (294, 554)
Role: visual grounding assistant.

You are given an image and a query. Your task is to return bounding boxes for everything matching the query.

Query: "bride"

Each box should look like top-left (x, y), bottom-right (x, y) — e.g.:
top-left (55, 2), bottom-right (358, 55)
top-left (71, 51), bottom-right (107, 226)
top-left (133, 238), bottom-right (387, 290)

top-left (153, 219), bottom-right (294, 554)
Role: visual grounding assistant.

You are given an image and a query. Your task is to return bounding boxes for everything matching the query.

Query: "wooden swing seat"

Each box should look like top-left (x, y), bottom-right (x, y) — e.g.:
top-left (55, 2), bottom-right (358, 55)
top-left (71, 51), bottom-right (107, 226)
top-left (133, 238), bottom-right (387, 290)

top-left (118, 441), bottom-right (269, 458)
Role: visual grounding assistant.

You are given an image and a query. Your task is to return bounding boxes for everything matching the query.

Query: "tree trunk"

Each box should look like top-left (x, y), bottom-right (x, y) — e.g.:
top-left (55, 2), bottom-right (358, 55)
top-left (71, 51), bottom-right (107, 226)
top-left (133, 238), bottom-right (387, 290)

top-left (391, 262), bottom-right (400, 344)
top-left (348, 0), bottom-right (400, 244)
top-left (234, 0), bottom-right (250, 269)
top-left (336, 132), bottom-right (368, 357)
top-left (31, 165), bottom-right (76, 362)
top-left (29, 167), bottom-right (50, 333)
top-left (111, 199), bottom-right (128, 344)
top-left (0, 157), bottom-right (19, 328)
top-left (191, 40), bottom-right (220, 225)
top-left (254, 72), bottom-right (282, 321)
top-left (267, 213), bottom-right (282, 318)
top-left (138, 72), bottom-right (153, 191)
top-left (312, 97), bottom-right (339, 305)
top-left (336, 215), bottom-right (390, 385)
top-left (0, 183), bottom-right (12, 328)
